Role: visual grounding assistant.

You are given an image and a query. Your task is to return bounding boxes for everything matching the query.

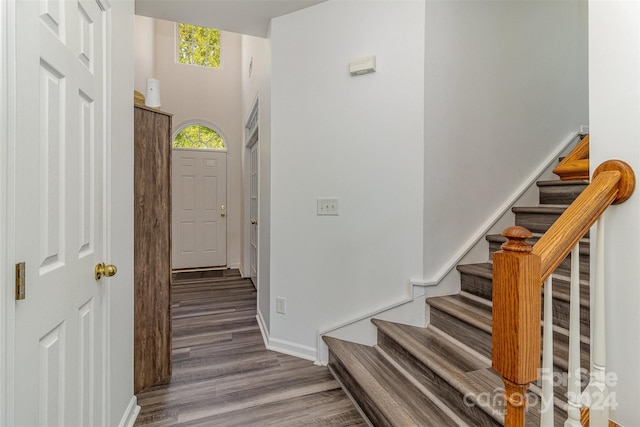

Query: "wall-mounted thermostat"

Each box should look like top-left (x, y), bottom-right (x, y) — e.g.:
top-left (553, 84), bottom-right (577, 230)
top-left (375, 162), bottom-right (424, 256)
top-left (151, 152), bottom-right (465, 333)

top-left (350, 55), bottom-right (376, 76)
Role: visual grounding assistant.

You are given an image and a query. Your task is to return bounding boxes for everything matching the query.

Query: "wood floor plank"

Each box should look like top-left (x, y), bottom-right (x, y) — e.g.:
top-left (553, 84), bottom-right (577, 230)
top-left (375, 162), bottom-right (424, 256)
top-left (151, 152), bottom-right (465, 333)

top-left (135, 270), bottom-right (365, 426)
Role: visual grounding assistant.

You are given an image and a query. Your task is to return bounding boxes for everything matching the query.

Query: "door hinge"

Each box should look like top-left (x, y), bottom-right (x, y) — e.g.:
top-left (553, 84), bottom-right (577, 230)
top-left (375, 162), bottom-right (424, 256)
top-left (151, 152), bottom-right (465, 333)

top-left (15, 262), bottom-right (25, 300)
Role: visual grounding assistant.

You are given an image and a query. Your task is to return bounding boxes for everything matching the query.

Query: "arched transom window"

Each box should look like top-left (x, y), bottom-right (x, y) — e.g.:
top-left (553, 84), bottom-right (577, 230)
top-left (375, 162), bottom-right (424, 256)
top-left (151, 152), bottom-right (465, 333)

top-left (173, 124), bottom-right (225, 150)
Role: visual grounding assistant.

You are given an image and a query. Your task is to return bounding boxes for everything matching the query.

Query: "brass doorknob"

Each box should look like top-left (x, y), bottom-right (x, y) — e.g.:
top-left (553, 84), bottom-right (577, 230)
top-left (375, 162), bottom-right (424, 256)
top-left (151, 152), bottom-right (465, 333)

top-left (251, 220), bottom-right (257, 225)
top-left (95, 263), bottom-right (117, 280)
top-left (221, 212), bottom-right (226, 217)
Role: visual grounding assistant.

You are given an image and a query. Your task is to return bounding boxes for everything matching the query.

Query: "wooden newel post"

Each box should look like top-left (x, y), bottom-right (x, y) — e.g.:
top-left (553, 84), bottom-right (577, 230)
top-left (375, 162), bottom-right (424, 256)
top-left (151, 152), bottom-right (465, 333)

top-left (492, 226), bottom-right (541, 427)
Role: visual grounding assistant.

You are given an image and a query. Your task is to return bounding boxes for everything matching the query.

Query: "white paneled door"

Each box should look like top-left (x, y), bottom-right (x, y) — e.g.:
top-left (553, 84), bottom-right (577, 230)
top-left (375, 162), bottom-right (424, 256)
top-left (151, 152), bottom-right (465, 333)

top-left (172, 149), bottom-right (227, 269)
top-left (12, 0), bottom-right (113, 426)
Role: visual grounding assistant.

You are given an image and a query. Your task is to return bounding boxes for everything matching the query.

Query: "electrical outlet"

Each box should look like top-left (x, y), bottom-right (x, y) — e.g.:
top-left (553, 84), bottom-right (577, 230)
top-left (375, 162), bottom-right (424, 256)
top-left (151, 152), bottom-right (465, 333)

top-left (276, 297), bottom-right (286, 314)
top-left (317, 198), bottom-right (339, 216)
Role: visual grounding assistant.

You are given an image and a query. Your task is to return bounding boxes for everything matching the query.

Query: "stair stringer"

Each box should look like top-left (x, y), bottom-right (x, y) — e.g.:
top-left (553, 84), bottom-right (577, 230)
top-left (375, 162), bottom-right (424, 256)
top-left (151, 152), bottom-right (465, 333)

top-left (316, 284), bottom-right (429, 365)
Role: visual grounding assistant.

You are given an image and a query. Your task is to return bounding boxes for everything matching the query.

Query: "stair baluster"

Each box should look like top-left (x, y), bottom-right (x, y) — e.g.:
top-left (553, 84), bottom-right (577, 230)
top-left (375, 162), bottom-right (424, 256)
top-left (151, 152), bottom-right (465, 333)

top-left (565, 243), bottom-right (582, 427)
top-left (495, 160), bottom-right (635, 427)
top-left (541, 275), bottom-right (554, 426)
top-left (588, 217), bottom-right (610, 427)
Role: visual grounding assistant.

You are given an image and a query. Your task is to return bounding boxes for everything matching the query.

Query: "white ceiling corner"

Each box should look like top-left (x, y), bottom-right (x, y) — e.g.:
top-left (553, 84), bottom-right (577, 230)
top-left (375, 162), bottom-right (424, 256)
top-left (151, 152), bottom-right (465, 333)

top-left (134, 0), bottom-right (328, 38)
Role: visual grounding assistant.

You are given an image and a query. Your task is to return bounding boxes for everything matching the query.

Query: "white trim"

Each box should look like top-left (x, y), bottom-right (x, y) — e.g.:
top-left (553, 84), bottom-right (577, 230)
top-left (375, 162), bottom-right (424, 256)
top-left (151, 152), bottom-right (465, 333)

top-left (1, 0), bottom-right (16, 424)
top-left (95, 0), bottom-right (111, 11)
top-left (244, 95), bottom-right (259, 148)
top-left (267, 337), bottom-right (316, 362)
top-left (243, 96), bottom-right (259, 285)
top-left (116, 396), bottom-right (140, 427)
top-left (101, 3), bottom-right (113, 425)
top-left (256, 311), bottom-right (269, 347)
top-left (419, 131), bottom-right (582, 287)
top-left (255, 313), bottom-right (316, 362)
top-left (315, 280), bottom-right (430, 364)
top-left (172, 147), bottom-right (228, 154)
top-left (238, 264), bottom-right (246, 278)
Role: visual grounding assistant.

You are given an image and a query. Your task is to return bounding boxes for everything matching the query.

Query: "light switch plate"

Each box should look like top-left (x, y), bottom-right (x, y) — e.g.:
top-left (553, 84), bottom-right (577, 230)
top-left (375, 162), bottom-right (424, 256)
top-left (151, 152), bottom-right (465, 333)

top-left (317, 198), bottom-right (339, 216)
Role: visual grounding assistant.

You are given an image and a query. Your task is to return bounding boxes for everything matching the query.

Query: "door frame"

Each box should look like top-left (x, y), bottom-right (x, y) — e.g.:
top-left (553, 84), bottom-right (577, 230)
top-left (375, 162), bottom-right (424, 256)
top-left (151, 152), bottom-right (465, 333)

top-left (248, 140), bottom-right (259, 286)
top-left (0, 0), bottom-right (16, 423)
top-left (243, 97), bottom-right (259, 283)
top-left (171, 120), bottom-right (229, 270)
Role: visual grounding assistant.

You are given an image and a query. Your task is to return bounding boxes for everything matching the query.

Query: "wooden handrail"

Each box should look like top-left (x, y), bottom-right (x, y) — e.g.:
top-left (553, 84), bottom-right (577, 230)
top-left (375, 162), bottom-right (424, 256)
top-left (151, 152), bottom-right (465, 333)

top-left (492, 159), bottom-right (635, 426)
top-left (553, 134), bottom-right (590, 181)
top-left (533, 160), bottom-right (635, 282)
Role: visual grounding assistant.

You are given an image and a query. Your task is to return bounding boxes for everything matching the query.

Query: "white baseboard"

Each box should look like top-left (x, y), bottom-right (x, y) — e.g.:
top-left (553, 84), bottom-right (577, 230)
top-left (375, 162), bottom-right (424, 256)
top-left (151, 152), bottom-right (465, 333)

top-left (315, 280), bottom-right (435, 364)
top-left (256, 310), bottom-right (270, 347)
top-left (255, 312), bottom-right (316, 361)
top-left (118, 396), bottom-right (140, 427)
top-left (267, 336), bottom-right (316, 361)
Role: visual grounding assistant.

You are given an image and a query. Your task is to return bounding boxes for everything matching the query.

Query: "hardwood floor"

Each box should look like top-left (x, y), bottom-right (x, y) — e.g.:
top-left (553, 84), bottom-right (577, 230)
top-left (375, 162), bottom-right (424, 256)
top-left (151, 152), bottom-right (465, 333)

top-left (134, 270), bottom-right (366, 427)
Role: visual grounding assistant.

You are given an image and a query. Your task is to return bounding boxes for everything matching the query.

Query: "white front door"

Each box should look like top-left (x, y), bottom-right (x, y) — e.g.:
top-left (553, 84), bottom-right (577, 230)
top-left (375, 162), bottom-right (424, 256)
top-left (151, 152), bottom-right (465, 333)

top-left (249, 142), bottom-right (259, 286)
top-left (172, 149), bottom-right (227, 269)
top-left (12, 0), bottom-right (113, 425)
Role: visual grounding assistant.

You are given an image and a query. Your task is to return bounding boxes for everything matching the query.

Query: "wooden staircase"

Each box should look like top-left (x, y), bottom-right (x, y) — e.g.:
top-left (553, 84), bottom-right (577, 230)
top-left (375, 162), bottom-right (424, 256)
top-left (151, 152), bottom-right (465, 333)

top-left (323, 174), bottom-right (591, 426)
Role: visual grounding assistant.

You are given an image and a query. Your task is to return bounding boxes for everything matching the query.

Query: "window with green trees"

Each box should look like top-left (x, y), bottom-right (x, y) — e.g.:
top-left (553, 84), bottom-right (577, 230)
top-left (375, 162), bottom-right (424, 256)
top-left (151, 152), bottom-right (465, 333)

top-left (173, 124), bottom-right (225, 150)
top-left (177, 23), bottom-right (221, 68)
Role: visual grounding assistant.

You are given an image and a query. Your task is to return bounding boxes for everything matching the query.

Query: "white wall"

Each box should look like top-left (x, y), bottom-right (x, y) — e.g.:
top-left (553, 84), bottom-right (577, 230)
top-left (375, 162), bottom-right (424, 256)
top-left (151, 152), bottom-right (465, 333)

top-left (240, 33), bottom-right (272, 331)
top-left (589, 2), bottom-right (640, 425)
top-left (134, 16), bottom-right (154, 96)
top-left (269, 0), bottom-right (425, 357)
top-left (422, 1), bottom-right (588, 290)
top-left (135, 19), bottom-right (244, 269)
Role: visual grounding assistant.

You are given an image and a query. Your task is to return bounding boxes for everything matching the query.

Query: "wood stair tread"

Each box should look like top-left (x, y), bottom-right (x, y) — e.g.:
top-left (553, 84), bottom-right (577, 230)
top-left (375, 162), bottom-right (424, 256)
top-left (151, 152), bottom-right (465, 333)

top-left (371, 319), bottom-right (566, 426)
top-left (536, 179), bottom-right (589, 187)
top-left (372, 319), bottom-right (503, 426)
top-left (322, 336), bottom-right (459, 426)
top-left (456, 262), bottom-right (494, 280)
top-left (485, 233), bottom-right (591, 250)
top-left (372, 319), bottom-right (488, 374)
top-left (427, 293), bottom-right (493, 334)
top-left (457, 262), bottom-right (590, 308)
top-left (427, 294), bottom-right (590, 372)
top-left (512, 205), bottom-right (572, 213)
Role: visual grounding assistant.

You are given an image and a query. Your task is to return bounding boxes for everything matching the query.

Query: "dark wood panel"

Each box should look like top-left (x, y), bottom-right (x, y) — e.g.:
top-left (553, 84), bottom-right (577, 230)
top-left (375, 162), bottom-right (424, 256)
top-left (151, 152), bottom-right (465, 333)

top-left (134, 105), bottom-right (173, 393)
top-left (134, 270), bottom-right (366, 426)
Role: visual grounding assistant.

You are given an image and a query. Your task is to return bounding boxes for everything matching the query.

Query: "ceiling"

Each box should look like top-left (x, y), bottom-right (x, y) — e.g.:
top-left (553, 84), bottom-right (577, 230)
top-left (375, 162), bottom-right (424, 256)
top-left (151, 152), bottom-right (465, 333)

top-left (135, 0), bottom-right (327, 38)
